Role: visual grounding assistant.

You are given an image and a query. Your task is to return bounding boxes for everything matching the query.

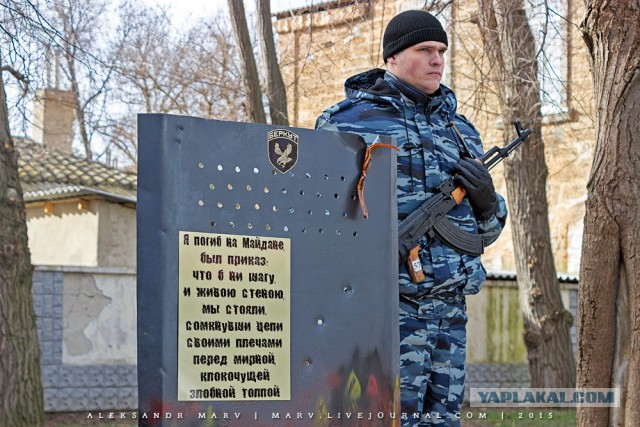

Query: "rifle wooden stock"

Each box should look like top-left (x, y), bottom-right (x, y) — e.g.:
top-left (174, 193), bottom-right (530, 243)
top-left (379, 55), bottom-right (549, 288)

top-left (406, 186), bottom-right (465, 283)
top-left (452, 186), bottom-right (466, 205)
top-left (407, 246), bottom-right (425, 283)
top-left (398, 121), bottom-right (533, 284)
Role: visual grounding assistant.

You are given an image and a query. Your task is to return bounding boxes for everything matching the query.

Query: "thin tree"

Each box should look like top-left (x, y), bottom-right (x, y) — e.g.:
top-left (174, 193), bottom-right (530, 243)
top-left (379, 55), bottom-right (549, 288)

top-left (50, 0), bottom-right (113, 160)
top-left (108, 3), bottom-right (188, 166)
top-left (227, 0), bottom-right (266, 123)
top-left (255, 0), bottom-right (288, 125)
top-left (476, 0), bottom-right (575, 387)
top-left (578, 0), bottom-right (640, 425)
top-left (107, 4), bottom-right (245, 167)
top-left (184, 18), bottom-right (246, 121)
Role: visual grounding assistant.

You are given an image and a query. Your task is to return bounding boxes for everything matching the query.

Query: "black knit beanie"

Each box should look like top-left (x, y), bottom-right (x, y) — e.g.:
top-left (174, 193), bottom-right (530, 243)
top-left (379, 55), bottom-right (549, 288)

top-left (383, 10), bottom-right (448, 63)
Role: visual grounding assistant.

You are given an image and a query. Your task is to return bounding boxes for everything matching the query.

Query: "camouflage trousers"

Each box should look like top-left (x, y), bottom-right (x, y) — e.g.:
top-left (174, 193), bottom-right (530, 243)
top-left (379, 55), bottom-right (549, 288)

top-left (399, 296), bottom-right (467, 427)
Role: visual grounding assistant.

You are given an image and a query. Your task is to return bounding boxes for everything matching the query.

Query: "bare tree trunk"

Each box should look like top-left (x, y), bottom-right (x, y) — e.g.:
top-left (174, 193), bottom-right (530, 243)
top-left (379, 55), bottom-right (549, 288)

top-left (228, 0), bottom-right (266, 123)
top-left (477, 0), bottom-right (575, 388)
top-left (66, 52), bottom-right (92, 160)
top-left (255, 0), bottom-right (288, 125)
top-left (0, 69), bottom-right (45, 426)
top-left (578, 1), bottom-right (640, 425)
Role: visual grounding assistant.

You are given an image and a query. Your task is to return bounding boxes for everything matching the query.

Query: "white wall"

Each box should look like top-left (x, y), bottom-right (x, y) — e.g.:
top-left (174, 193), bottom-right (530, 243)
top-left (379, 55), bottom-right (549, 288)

top-left (26, 199), bottom-right (137, 268)
top-left (62, 268), bottom-right (137, 365)
top-left (27, 202), bottom-right (100, 266)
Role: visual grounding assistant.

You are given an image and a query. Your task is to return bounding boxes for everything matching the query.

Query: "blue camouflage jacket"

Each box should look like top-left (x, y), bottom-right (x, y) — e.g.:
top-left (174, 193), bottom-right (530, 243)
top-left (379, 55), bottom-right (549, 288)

top-left (316, 69), bottom-right (507, 298)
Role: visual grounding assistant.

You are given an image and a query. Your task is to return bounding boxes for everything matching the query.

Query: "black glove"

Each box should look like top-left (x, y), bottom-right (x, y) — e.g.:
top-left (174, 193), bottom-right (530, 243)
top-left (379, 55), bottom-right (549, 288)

top-left (453, 158), bottom-right (498, 220)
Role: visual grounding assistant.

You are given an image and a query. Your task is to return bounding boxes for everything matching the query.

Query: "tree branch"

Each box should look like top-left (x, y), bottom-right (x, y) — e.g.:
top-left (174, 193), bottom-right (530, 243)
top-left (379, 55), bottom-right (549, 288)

top-left (0, 65), bottom-right (30, 86)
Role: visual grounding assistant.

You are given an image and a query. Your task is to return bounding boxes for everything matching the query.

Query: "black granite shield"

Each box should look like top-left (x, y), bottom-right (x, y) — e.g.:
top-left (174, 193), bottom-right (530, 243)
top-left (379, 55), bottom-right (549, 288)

top-left (137, 114), bottom-right (398, 426)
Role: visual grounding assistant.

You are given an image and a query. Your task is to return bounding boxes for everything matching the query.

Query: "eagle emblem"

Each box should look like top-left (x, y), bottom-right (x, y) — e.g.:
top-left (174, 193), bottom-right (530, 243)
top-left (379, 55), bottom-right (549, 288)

top-left (274, 142), bottom-right (293, 167)
top-left (268, 129), bottom-right (299, 174)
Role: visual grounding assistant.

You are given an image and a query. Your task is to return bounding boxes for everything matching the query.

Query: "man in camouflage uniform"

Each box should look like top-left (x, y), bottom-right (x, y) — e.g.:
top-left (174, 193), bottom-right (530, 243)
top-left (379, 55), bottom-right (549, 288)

top-left (316, 10), bottom-right (507, 426)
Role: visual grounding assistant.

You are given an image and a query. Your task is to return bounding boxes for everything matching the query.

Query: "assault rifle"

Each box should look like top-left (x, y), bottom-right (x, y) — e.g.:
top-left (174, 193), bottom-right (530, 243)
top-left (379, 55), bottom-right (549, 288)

top-left (398, 121), bottom-right (532, 283)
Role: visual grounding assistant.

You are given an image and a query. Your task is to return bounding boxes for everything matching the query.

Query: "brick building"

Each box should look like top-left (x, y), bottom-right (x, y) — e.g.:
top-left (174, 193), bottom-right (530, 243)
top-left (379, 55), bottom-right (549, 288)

top-left (274, 0), bottom-right (595, 275)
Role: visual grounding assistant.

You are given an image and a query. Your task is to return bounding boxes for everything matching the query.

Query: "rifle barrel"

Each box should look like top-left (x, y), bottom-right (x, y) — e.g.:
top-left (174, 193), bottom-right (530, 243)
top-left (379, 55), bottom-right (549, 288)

top-left (482, 128), bottom-right (532, 170)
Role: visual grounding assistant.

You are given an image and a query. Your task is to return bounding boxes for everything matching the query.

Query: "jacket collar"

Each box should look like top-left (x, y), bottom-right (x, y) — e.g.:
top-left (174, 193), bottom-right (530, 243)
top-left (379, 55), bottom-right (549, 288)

top-left (385, 72), bottom-right (442, 104)
top-left (385, 72), bottom-right (445, 114)
top-left (342, 68), bottom-right (457, 120)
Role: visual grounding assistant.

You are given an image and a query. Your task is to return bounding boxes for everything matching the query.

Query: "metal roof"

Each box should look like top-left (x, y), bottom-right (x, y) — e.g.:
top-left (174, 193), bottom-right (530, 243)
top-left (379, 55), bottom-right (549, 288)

top-left (487, 270), bottom-right (579, 283)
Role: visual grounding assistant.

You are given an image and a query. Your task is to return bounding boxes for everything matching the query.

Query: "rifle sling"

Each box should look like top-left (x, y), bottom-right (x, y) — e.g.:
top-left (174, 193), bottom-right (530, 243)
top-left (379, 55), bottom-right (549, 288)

top-left (433, 217), bottom-right (484, 256)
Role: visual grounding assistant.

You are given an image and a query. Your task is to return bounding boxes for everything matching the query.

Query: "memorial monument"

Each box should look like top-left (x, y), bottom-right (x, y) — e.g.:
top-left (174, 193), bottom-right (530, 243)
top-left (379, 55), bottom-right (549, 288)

top-left (137, 114), bottom-right (399, 426)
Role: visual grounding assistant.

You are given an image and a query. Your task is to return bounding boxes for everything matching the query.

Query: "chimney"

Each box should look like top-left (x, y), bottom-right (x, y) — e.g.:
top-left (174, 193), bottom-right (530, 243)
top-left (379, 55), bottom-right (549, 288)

top-left (32, 88), bottom-right (75, 154)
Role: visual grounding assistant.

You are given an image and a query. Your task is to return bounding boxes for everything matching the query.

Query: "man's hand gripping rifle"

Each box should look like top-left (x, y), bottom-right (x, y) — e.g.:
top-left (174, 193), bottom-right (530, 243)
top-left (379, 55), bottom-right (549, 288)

top-left (398, 121), bottom-right (533, 283)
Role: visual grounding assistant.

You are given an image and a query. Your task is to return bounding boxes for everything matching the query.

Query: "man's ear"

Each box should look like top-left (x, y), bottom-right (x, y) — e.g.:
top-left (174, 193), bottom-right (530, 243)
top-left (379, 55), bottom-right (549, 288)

top-left (386, 55), bottom-right (396, 65)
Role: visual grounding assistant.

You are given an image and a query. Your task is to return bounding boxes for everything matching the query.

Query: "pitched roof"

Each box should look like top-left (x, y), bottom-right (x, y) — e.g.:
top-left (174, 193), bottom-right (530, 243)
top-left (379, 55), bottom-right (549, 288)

top-left (15, 138), bottom-right (137, 204)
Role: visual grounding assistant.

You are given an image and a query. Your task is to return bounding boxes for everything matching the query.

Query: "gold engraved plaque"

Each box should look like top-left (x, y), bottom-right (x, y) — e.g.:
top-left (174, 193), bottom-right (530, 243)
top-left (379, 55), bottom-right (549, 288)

top-left (178, 231), bottom-right (291, 401)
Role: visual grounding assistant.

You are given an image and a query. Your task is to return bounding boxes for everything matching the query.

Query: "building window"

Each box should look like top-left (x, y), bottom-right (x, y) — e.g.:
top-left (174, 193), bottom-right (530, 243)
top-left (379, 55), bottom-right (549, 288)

top-left (527, 0), bottom-right (569, 118)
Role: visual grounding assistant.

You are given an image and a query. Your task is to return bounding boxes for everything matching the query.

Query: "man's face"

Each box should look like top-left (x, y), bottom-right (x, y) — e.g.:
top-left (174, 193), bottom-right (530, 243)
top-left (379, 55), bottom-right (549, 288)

top-left (387, 40), bottom-right (447, 95)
